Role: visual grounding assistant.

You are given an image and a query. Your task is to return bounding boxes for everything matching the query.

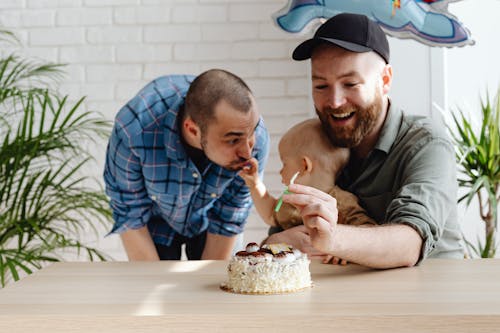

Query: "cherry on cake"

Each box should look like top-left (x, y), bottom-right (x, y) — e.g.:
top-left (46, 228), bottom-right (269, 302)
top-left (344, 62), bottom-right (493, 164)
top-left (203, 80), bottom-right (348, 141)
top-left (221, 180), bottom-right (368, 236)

top-left (220, 242), bottom-right (312, 294)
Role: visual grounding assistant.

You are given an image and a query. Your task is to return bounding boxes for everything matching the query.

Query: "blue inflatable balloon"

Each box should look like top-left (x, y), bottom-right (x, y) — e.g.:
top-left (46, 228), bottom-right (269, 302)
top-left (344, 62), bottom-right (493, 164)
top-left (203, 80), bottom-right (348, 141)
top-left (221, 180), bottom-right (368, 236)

top-left (272, 0), bottom-right (473, 47)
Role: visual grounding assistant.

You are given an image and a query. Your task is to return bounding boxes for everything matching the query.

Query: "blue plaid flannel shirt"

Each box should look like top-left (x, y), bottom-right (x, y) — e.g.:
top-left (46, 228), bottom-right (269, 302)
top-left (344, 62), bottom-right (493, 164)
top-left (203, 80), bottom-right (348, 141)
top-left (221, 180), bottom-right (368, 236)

top-left (104, 75), bottom-right (269, 246)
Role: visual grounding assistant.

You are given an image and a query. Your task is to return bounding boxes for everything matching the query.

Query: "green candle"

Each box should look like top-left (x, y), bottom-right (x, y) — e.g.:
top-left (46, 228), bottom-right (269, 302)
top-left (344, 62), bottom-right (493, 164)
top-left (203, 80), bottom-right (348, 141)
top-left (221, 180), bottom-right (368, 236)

top-left (274, 171), bottom-right (299, 212)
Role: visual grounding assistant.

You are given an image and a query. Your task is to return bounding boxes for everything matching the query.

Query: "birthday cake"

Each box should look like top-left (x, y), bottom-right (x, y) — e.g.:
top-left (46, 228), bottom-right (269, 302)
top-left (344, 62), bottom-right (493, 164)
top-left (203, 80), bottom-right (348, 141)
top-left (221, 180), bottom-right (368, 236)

top-left (220, 242), bottom-right (312, 294)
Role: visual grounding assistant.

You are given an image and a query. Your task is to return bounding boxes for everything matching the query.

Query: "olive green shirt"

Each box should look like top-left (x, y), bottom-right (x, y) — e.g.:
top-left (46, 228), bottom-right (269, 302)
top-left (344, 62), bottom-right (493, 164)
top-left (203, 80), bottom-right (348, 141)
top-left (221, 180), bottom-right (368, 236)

top-left (338, 104), bottom-right (464, 260)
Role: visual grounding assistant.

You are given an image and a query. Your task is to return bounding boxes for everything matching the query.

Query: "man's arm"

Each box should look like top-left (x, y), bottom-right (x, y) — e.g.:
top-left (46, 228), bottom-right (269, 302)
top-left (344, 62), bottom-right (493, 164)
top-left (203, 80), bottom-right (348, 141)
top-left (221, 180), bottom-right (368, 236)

top-left (282, 183), bottom-right (422, 269)
top-left (120, 226), bottom-right (160, 261)
top-left (202, 233), bottom-right (238, 260)
top-left (326, 223), bottom-right (422, 268)
top-left (267, 215), bottom-right (422, 268)
top-left (104, 117), bottom-right (155, 261)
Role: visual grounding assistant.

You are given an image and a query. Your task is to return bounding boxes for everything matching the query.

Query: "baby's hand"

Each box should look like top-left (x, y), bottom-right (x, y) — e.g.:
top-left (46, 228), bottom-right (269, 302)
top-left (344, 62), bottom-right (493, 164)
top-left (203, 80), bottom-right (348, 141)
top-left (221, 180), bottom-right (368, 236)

top-left (238, 158), bottom-right (260, 187)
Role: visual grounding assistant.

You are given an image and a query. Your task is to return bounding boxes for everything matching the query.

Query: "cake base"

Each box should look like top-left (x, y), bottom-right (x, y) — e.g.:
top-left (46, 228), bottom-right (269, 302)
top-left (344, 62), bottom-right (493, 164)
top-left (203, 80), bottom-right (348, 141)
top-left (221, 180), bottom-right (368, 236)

top-left (219, 283), bottom-right (312, 295)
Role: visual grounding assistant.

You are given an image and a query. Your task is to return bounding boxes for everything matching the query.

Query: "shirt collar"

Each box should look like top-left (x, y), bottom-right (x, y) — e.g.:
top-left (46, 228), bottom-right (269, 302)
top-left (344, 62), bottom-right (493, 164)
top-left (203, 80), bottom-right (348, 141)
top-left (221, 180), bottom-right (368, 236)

top-left (164, 102), bottom-right (189, 162)
top-left (373, 101), bottom-right (402, 154)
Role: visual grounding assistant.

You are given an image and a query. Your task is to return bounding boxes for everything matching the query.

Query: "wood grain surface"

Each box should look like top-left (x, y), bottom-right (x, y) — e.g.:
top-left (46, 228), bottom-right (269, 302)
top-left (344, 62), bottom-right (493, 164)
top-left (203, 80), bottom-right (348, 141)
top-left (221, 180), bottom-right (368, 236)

top-left (0, 259), bottom-right (499, 332)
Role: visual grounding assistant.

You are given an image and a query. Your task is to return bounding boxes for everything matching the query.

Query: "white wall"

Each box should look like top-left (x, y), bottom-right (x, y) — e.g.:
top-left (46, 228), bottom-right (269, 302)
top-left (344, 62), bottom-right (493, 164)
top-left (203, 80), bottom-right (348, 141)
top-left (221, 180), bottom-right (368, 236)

top-left (1, 0), bottom-right (497, 260)
top-left (444, 0), bottom-right (500, 255)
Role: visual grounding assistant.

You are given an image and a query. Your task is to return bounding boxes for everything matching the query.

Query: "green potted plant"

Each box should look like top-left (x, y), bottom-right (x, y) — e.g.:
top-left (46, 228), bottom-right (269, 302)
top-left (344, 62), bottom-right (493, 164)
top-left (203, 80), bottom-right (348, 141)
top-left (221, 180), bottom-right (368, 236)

top-left (448, 88), bottom-right (500, 258)
top-left (0, 29), bottom-right (113, 287)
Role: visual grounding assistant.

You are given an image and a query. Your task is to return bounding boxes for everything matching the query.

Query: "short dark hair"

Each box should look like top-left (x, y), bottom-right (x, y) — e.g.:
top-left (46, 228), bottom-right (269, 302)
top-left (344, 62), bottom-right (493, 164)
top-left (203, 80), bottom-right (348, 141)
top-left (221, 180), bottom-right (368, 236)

top-left (184, 69), bottom-right (253, 132)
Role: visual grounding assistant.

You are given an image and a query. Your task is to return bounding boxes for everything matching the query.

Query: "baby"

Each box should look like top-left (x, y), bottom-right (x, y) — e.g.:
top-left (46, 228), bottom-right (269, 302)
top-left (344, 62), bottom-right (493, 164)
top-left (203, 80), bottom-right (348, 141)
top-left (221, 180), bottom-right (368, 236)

top-left (239, 118), bottom-right (375, 263)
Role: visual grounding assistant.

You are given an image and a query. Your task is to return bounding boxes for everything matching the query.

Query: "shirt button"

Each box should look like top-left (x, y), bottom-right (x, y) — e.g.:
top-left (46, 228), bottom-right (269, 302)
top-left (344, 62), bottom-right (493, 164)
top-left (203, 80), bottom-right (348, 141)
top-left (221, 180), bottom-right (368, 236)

top-left (210, 193), bottom-right (217, 198)
top-left (192, 173), bottom-right (199, 178)
top-left (151, 195), bottom-right (157, 201)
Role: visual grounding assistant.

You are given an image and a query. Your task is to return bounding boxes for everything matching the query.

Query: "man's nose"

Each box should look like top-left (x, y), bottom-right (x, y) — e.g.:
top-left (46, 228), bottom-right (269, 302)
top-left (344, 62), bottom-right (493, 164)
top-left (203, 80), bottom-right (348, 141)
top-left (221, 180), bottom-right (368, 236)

top-left (328, 89), bottom-right (346, 109)
top-left (238, 139), bottom-right (254, 160)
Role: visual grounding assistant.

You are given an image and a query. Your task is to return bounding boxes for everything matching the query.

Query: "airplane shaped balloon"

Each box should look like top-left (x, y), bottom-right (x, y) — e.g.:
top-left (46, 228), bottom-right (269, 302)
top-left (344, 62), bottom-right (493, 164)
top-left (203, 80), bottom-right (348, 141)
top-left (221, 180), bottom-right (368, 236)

top-left (273, 0), bottom-right (473, 47)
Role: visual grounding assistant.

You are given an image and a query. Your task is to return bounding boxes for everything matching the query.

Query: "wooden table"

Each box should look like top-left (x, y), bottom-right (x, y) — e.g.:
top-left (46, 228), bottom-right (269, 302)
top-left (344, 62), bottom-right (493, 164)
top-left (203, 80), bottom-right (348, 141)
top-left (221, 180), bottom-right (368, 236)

top-left (0, 259), bottom-right (499, 332)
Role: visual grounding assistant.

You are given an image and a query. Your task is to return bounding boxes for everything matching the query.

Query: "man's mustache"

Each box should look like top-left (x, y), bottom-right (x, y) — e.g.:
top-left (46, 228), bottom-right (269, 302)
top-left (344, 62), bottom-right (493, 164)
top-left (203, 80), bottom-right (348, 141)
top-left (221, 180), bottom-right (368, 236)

top-left (322, 105), bottom-right (357, 115)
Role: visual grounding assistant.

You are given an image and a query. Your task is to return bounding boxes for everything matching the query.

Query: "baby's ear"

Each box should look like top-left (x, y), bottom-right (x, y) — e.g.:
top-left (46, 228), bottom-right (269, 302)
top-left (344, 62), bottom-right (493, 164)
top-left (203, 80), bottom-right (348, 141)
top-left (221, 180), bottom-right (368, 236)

top-left (302, 156), bottom-right (313, 173)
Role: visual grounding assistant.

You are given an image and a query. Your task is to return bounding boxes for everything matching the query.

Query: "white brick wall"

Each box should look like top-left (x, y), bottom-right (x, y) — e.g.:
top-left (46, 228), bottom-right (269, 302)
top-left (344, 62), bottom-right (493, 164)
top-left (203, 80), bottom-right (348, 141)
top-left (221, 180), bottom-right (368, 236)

top-left (1, 0), bottom-right (312, 260)
top-left (4, 0), bottom-right (499, 264)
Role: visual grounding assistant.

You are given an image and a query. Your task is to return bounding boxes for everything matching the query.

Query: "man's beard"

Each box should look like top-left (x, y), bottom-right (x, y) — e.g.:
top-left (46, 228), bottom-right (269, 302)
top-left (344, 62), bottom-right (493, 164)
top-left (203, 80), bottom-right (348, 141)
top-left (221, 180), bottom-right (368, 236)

top-left (224, 159), bottom-right (249, 171)
top-left (315, 90), bottom-right (382, 148)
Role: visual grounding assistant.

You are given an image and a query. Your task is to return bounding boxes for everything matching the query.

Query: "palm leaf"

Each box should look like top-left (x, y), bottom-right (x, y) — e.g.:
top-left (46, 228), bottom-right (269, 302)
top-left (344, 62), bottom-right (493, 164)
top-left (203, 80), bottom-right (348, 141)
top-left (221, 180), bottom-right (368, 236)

top-left (0, 27), bottom-right (113, 287)
top-left (448, 88), bottom-right (500, 258)
top-left (0, 29), bottom-right (19, 44)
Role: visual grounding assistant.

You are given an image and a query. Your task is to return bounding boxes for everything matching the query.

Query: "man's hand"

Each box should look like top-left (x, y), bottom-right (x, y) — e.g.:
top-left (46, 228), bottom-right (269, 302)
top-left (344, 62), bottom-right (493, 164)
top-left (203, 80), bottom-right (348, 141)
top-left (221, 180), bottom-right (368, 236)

top-left (120, 226), bottom-right (160, 261)
top-left (323, 255), bottom-right (348, 265)
top-left (283, 183), bottom-right (339, 254)
top-left (264, 225), bottom-right (325, 258)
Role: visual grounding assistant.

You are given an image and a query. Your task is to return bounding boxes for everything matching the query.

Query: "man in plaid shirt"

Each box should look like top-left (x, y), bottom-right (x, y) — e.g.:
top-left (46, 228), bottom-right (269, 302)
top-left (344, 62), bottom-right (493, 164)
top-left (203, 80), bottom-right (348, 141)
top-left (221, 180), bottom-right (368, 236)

top-left (104, 69), bottom-right (269, 261)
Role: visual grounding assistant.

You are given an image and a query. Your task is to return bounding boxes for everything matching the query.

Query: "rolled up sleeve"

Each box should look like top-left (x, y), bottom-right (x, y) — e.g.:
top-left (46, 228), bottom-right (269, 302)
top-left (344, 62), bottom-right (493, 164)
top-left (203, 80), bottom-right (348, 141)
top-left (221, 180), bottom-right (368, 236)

top-left (104, 121), bottom-right (152, 234)
top-left (385, 138), bottom-right (457, 260)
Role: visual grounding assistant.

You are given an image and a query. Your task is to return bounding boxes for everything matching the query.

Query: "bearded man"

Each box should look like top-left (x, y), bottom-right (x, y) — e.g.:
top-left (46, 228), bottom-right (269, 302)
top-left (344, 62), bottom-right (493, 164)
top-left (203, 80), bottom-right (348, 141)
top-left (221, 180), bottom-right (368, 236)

top-left (265, 13), bottom-right (463, 268)
top-left (104, 69), bottom-right (269, 261)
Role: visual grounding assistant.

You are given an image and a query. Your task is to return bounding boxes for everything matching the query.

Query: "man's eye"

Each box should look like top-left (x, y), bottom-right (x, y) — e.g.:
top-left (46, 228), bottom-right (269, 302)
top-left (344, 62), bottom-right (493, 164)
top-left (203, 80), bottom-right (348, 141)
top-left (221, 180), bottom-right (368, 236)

top-left (314, 84), bottom-right (327, 90)
top-left (227, 139), bottom-right (239, 145)
top-left (345, 82), bottom-right (358, 87)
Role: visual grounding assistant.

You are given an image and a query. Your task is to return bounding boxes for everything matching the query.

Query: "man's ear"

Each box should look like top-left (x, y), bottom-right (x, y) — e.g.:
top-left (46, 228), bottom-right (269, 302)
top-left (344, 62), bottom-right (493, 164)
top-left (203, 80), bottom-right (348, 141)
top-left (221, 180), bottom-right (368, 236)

top-left (182, 116), bottom-right (202, 147)
top-left (302, 156), bottom-right (313, 174)
top-left (381, 64), bottom-right (393, 94)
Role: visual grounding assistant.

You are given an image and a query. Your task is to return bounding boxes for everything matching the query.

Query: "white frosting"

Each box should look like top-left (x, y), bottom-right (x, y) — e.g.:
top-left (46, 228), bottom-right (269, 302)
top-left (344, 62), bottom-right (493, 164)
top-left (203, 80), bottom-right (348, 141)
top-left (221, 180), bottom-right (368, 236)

top-left (223, 246), bottom-right (311, 294)
top-left (245, 243), bottom-right (260, 253)
top-left (292, 248), bottom-right (303, 259)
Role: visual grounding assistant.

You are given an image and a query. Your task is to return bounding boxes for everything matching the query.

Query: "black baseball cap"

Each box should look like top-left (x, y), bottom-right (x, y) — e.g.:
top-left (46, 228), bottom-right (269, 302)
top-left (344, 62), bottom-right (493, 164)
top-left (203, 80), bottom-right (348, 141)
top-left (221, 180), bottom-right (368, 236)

top-left (292, 13), bottom-right (390, 64)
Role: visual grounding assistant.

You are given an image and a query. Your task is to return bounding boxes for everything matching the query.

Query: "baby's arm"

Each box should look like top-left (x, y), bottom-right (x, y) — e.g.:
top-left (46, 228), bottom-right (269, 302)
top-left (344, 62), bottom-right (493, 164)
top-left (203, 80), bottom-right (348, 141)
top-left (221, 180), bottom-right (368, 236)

top-left (238, 158), bottom-right (278, 227)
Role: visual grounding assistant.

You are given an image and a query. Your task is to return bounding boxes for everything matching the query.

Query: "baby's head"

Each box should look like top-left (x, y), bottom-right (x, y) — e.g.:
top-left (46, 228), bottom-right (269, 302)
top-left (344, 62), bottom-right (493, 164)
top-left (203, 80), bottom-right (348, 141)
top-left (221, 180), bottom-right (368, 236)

top-left (278, 118), bottom-right (349, 187)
